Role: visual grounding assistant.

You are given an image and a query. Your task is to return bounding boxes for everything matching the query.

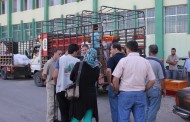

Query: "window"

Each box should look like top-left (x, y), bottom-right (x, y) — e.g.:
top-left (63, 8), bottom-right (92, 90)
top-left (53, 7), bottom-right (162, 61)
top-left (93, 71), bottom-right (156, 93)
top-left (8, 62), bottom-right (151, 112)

top-left (147, 8), bottom-right (155, 34)
top-left (24, 0), bottom-right (32, 10)
top-left (36, 21), bottom-right (42, 35)
top-left (24, 23), bottom-right (32, 40)
top-left (49, 0), bottom-right (60, 6)
top-left (36, 0), bottom-right (44, 8)
top-left (65, 0), bottom-right (77, 4)
top-left (165, 5), bottom-right (188, 33)
top-left (1, 26), bottom-right (7, 39)
top-left (13, 25), bottom-right (21, 41)
top-left (1, 0), bottom-right (7, 14)
top-left (12, 0), bottom-right (20, 12)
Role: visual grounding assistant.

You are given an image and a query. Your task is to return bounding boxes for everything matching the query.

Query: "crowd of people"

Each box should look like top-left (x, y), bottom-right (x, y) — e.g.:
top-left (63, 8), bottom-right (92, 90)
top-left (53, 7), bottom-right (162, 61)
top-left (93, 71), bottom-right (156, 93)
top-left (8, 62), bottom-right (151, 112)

top-left (41, 24), bottom-right (190, 122)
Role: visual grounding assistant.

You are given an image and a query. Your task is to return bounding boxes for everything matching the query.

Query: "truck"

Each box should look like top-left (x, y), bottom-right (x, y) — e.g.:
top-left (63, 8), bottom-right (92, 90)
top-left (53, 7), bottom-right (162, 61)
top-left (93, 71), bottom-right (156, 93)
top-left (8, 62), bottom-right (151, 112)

top-left (30, 32), bottom-right (91, 86)
top-left (31, 6), bottom-right (146, 88)
top-left (0, 39), bottom-right (32, 79)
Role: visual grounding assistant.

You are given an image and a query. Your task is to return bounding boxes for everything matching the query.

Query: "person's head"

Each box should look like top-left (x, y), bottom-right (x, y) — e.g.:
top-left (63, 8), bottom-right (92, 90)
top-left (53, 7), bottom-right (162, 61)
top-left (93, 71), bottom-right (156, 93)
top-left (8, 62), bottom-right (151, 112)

top-left (81, 44), bottom-right (89, 55)
top-left (188, 50), bottom-right (190, 58)
top-left (171, 48), bottom-right (176, 55)
top-left (68, 44), bottom-right (79, 56)
top-left (83, 48), bottom-right (97, 68)
top-left (149, 44), bottom-right (158, 56)
top-left (126, 40), bottom-right (138, 54)
top-left (121, 46), bottom-right (127, 55)
top-left (53, 48), bottom-right (62, 60)
top-left (93, 24), bottom-right (98, 31)
top-left (110, 42), bottom-right (122, 56)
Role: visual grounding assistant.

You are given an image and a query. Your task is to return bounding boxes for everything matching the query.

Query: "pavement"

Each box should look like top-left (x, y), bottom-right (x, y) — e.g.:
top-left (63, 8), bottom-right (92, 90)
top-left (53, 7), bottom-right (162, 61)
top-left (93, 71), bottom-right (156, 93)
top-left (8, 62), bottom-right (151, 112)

top-left (0, 77), bottom-right (189, 122)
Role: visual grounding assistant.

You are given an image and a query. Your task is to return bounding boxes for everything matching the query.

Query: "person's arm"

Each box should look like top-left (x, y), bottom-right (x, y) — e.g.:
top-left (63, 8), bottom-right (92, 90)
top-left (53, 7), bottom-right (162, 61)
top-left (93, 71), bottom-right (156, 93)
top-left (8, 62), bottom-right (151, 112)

top-left (106, 68), bottom-right (112, 83)
top-left (53, 59), bottom-right (59, 85)
top-left (112, 59), bottom-right (123, 94)
top-left (42, 62), bottom-right (49, 80)
top-left (106, 58), bottom-right (114, 83)
top-left (53, 69), bottom-right (58, 85)
top-left (160, 79), bottom-right (166, 97)
top-left (166, 56), bottom-right (172, 65)
top-left (145, 80), bottom-right (155, 91)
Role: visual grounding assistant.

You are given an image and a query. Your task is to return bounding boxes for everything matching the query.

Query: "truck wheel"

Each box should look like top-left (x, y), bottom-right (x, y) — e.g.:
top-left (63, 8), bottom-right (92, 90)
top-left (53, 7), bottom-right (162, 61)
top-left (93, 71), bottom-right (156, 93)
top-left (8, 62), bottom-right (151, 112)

top-left (34, 72), bottom-right (44, 87)
top-left (1, 68), bottom-right (7, 80)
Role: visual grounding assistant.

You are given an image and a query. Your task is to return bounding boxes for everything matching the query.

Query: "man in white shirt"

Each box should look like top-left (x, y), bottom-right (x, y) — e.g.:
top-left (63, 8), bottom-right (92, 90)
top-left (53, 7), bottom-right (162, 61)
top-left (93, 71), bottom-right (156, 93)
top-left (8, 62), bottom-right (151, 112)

top-left (112, 41), bottom-right (155, 122)
top-left (53, 44), bottom-right (80, 122)
top-left (185, 51), bottom-right (190, 86)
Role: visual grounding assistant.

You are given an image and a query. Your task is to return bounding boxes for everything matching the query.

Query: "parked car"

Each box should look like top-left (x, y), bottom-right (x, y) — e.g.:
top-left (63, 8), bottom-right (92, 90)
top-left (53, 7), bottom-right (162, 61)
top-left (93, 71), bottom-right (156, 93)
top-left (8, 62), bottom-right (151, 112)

top-left (173, 87), bottom-right (190, 119)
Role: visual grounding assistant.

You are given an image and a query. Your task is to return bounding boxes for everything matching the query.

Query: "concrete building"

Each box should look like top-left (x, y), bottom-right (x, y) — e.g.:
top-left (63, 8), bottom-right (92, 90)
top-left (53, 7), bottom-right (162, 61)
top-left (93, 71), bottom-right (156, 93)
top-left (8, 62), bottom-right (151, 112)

top-left (0, 0), bottom-right (190, 61)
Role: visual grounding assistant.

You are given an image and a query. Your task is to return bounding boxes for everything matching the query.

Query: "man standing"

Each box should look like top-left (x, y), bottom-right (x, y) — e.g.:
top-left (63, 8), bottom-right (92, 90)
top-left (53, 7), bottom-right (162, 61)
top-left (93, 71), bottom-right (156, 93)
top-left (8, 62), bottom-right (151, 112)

top-left (145, 44), bottom-right (166, 122)
top-left (53, 44), bottom-right (80, 122)
top-left (166, 48), bottom-right (179, 79)
top-left (42, 48), bottom-right (62, 122)
top-left (112, 41), bottom-right (155, 122)
top-left (185, 51), bottom-right (190, 86)
top-left (106, 43), bottom-right (125, 122)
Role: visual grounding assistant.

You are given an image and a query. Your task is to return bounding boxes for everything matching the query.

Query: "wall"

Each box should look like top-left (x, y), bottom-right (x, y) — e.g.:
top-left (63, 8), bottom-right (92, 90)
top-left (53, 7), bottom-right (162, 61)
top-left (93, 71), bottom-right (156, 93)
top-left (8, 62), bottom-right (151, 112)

top-left (164, 0), bottom-right (187, 6)
top-left (12, 8), bottom-right (44, 24)
top-left (164, 34), bottom-right (190, 59)
top-left (0, 14), bottom-right (7, 26)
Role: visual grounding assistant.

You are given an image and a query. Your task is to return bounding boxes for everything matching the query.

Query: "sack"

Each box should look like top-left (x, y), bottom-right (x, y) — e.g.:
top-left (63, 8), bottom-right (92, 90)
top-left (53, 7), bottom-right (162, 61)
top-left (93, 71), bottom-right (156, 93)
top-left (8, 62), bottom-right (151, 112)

top-left (65, 61), bottom-right (83, 100)
top-left (65, 83), bottom-right (79, 100)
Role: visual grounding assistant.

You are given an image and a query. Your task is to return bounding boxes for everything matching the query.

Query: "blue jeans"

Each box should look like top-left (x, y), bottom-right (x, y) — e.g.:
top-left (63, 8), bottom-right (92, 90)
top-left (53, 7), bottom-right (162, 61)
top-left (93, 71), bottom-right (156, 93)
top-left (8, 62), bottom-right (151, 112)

top-left (108, 85), bottom-right (118, 122)
top-left (118, 91), bottom-right (146, 122)
top-left (145, 87), bottom-right (162, 122)
top-left (167, 70), bottom-right (178, 79)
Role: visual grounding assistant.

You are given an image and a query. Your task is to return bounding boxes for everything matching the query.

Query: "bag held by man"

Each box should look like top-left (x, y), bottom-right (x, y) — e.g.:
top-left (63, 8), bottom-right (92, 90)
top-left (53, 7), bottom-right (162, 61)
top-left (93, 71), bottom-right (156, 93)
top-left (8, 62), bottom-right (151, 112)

top-left (65, 61), bottom-right (83, 100)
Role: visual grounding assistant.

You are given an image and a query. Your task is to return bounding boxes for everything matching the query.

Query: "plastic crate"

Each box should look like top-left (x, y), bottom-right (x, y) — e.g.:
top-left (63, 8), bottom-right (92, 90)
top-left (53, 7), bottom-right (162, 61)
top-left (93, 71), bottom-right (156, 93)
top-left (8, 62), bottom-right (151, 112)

top-left (103, 35), bottom-right (113, 42)
top-left (166, 80), bottom-right (188, 91)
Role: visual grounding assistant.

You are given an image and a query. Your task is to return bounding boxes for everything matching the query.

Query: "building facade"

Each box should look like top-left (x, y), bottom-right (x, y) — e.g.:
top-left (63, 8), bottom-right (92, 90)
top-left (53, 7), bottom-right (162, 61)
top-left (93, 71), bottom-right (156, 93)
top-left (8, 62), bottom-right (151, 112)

top-left (0, 0), bottom-right (190, 60)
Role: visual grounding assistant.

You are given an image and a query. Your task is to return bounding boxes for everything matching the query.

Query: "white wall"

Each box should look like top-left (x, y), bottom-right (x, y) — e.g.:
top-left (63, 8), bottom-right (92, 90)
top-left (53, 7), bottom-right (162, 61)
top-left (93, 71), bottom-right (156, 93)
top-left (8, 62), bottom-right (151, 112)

top-left (12, 8), bottom-right (44, 24)
top-left (164, 0), bottom-right (188, 6)
top-left (164, 34), bottom-right (190, 60)
top-left (0, 14), bottom-right (7, 26)
top-left (146, 35), bottom-right (155, 56)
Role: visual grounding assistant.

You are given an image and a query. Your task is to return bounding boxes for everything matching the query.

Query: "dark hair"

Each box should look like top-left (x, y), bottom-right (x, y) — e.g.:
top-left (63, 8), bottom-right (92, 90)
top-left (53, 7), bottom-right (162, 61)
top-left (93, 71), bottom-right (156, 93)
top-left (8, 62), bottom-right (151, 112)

top-left (93, 24), bottom-right (98, 31)
top-left (171, 48), bottom-right (176, 51)
top-left (149, 44), bottom-right (158, 54)
top-left (68, 44), bottom-right (79, 54)
top-left (121, 47), bottom-right (127, 54)
top-left (53, 48), bottom-right (62, 53)
top-left (82, 44), bottom-right (89, 49)
top-left (126, 40), bottom-right (138, 52)
top-left (111, 42), bottom-right (122, 51)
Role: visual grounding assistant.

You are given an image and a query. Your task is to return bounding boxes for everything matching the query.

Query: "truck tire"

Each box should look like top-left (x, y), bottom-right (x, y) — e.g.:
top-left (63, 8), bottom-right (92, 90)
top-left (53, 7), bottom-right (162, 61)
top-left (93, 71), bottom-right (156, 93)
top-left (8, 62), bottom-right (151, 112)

top-left (1, 68), bottom-right (7, 80)
top-left (34, 72), bottom-right (44, 87)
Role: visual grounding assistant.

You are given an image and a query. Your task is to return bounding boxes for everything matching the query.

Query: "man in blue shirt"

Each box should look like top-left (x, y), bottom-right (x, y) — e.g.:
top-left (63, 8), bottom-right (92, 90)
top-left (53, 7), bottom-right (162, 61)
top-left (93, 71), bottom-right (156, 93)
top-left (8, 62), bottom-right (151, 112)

top-left (185, 51), bottom-right (190, 86)
top-left (106, 42), bottom-right (126, 122)
top-left (90, 24), bottom-right (100, 57)
top-left (145, 44), bottom-right (165, 122)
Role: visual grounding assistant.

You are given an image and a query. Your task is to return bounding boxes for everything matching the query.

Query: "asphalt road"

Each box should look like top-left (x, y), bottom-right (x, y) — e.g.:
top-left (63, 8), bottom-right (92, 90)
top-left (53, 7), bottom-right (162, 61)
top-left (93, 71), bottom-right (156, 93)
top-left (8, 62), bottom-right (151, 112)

top-left (0, 77), bottom-right (189, 122)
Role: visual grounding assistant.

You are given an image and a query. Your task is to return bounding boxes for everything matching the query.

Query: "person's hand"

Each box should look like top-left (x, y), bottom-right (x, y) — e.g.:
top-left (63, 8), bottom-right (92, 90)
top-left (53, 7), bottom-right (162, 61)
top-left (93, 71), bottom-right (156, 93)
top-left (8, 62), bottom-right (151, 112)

top-left (110, 82), bottom-right (114, 88)
top-left (161, 89), bottom-right (166, 97)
